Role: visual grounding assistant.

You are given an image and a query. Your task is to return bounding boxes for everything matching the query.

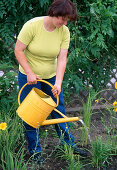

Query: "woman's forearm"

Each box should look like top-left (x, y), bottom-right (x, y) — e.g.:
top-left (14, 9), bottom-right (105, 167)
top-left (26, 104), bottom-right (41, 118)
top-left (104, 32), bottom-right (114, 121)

top-left (55, 49), bottom-right (67, 86)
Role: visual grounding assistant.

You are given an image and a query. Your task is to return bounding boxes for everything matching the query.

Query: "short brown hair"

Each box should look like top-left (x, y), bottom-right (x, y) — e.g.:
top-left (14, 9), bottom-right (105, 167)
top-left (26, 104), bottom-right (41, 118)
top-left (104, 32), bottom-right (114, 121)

top-left (48, 0), bottom-right (78, 21)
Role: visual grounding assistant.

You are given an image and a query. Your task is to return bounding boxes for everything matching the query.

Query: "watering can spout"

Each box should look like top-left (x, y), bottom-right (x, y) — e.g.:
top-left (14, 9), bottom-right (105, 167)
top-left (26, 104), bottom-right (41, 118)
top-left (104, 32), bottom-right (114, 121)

top-left (41, 117), bottom-right (80, 126)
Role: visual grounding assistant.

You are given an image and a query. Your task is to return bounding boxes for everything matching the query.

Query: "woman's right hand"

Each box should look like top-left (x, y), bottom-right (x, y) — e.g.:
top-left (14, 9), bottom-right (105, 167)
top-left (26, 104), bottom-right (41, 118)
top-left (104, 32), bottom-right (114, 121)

top-left (27, 72), bottom-right (42, 85)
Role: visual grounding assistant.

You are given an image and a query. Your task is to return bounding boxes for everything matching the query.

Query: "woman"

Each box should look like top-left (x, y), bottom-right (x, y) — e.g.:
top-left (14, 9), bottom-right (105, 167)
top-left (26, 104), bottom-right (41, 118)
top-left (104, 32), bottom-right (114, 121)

top-left (15, 0), bottom-right (87, 163)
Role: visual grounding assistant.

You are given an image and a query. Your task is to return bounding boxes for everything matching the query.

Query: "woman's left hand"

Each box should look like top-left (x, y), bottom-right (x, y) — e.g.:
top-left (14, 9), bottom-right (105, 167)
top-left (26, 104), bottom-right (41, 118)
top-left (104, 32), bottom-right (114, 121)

top-left (51, 83), bottom-right (61, 97)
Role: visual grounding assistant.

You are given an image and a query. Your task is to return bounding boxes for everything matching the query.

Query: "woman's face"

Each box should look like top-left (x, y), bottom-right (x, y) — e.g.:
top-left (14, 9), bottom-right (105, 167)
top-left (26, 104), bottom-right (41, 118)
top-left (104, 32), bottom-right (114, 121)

top-left (52, 16), bottom-right (69, 28)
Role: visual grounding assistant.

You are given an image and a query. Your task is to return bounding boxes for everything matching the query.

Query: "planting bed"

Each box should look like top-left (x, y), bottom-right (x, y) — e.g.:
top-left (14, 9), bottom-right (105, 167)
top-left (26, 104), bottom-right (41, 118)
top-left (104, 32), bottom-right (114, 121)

top-left (24, 106), bottom-right (117, 170)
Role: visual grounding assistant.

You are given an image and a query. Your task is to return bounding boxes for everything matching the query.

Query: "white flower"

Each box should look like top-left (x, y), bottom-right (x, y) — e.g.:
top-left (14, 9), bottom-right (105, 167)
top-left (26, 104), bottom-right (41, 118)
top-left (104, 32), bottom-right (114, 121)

top-left (0, 71), bottom-right (4, 77)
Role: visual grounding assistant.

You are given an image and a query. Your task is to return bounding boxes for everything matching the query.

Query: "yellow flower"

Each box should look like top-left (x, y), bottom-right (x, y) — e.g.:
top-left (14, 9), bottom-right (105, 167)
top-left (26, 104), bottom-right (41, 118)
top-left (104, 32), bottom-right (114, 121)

top-left (45, 129), bottom-right (48, 132)
top-left (0, 122), bottom-right (7, 130)
top-left (113, 108), bottom-right (117, 112)
top-left (95, 99), bottom-right (99, 103)
top-left (115, 82), bottom-right (117, 89)
top-left (113, 101), bottom-right (117, 107)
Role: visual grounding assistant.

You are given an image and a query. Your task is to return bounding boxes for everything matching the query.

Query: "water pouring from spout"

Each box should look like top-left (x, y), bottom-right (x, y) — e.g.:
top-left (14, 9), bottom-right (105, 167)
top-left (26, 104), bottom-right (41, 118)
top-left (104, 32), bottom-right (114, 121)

top-left (79, 119), bottom-right (92, 143)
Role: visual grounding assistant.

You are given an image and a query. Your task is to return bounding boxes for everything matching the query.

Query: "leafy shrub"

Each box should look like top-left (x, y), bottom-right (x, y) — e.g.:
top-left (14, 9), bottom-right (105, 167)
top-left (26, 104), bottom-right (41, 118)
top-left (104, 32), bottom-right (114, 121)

top-left (64, 0), bottom-right (117, 94)
top-left (0, 0), bottom-right (52, 63)
top-left (0, 63), bottom-right (18, 113)
top-left (91, 136), bottom-right (116, 168)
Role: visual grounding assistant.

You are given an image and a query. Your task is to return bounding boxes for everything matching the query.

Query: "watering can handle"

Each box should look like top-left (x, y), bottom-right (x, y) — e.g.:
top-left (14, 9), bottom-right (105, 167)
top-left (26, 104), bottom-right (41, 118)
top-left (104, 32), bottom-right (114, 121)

top-left (18, 80), bottom-right (59, 106)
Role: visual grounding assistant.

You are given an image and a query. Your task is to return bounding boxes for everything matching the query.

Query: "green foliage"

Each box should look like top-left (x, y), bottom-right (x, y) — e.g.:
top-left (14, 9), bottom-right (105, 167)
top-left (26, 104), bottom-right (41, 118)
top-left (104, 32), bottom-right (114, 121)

top-left (101, 109), bottom-right (117, 153)
top-left (0, 102), bottom-right (26, 170)
top-left (80, 89), bottom-right (97, 145)
top-left (64, 0), bottom-right (117, 94)
top-left (0, 63), bottom-right (18, 113)
top-left (0, 111), bottom-right (25, 156)
top-left (1, 148), bottom-right (28, 170)
top-left (0, 97), bottom-right (27, 169)
top-left (91, 136), bottom-right (116, 169)
top-left (0, 0), bottom-right (52, 63)
top-left (56, 143), bottom-right (83, 170)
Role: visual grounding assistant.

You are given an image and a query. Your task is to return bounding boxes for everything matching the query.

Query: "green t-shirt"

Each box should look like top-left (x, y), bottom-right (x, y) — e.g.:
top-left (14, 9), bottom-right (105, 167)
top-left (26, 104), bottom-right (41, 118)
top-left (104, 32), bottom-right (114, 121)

top-left (18, 17), bottom-right (70, 79)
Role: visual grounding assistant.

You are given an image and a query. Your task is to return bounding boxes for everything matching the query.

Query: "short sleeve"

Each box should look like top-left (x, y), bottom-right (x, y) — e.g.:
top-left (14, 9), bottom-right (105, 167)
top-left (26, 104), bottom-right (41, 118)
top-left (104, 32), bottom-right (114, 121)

top-left (60, 26), bottom-right (70, 49)
top-left (17, 21), bottom-right (34, 45)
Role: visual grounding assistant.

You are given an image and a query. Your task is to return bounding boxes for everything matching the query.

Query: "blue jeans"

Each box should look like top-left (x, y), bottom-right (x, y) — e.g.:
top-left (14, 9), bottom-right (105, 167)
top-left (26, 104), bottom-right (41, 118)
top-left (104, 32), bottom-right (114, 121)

top-left (18, 71), bottom-right (75, 154)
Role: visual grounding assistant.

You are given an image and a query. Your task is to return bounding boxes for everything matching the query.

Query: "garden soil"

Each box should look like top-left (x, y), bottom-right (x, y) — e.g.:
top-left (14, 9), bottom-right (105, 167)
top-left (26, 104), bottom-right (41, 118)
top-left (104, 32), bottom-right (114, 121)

top-left (24, 103), bottom-right (117, 170)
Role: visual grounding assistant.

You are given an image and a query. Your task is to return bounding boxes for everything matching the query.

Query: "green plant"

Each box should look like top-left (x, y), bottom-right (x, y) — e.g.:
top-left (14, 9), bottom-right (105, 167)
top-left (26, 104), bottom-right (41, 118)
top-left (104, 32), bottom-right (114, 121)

top-left (0, 101), bottom-right (30, 169)
top-left (101, 109), bottom-right (117, 154)
top-left (56, 143), bottom-right (84, 170)
top-left (0, 118), bottom-right (25, 156)
top-left (68, 155), bottom-right (84, 170)
top-left (0, 63), bottom-right (18, 113)
top-left (90, 136), bottom-right (116, 169)
top-left (0, 104), bottom-right (25, 157)
top-left (1, 148), bottom-right (28, 170)
top-left (80, 89), bottom-right (96, 145)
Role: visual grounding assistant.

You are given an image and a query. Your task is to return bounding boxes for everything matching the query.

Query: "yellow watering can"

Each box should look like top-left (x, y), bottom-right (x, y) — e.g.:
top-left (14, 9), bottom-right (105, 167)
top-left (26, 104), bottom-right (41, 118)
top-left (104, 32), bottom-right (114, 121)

top-left (16, 80), bottom-right (80, 128)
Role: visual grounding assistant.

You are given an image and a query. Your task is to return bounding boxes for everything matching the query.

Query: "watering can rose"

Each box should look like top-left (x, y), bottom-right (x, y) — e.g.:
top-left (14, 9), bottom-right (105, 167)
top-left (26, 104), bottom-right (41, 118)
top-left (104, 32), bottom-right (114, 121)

top-left (0, 122), bottom-right (7, 130)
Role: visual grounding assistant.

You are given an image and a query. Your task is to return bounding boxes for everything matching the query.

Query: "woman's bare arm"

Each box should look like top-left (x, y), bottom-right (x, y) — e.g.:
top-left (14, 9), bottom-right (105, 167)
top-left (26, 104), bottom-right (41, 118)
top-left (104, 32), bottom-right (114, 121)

top-left (52, 49), bottom-right (68, 96)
